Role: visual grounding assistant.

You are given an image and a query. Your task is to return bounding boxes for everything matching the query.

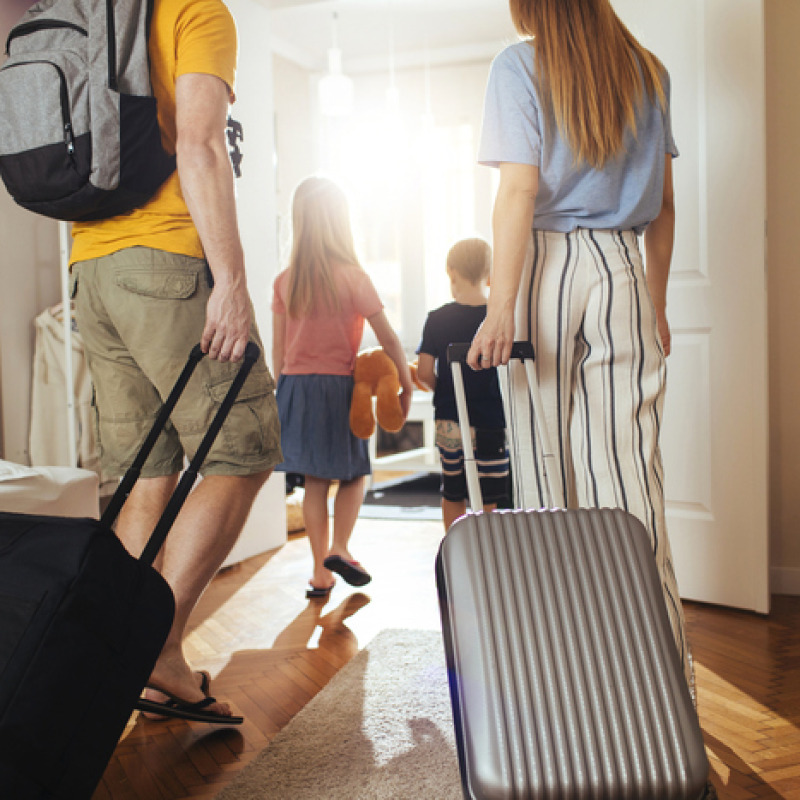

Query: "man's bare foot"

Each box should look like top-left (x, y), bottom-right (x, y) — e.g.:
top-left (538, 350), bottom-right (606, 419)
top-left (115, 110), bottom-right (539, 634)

top-left (141, 654), bottom-right (234, 720)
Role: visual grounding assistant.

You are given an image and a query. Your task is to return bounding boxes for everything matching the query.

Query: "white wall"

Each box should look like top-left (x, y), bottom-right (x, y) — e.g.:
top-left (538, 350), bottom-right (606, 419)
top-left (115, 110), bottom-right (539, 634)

top-left (272, 55), bottom-right (315, 267)
top-left (225, 0), bottom-right (287, 550)
top-left (227, 0), bottom-right (281, 351)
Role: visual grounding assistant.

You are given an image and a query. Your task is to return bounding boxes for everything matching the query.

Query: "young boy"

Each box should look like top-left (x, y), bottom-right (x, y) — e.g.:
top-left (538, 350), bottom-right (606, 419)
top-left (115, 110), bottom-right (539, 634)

top-left (416, 238), bottom-right (510, 529)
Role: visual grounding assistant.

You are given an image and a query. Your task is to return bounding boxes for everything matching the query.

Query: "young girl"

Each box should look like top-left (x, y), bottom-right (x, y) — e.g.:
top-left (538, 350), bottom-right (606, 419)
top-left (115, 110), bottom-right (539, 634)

top-left (272, 176), bottom-right (413, 599)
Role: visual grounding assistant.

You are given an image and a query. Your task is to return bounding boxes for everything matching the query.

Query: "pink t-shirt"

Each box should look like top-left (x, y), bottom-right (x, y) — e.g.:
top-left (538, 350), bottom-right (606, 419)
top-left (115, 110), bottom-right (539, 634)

top-left (272, 263), bottom-right (384, 375)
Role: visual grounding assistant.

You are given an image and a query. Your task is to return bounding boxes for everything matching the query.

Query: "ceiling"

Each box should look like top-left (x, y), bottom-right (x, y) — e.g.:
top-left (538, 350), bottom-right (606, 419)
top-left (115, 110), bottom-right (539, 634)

top-left (261, 0), bottom-right (519, 73)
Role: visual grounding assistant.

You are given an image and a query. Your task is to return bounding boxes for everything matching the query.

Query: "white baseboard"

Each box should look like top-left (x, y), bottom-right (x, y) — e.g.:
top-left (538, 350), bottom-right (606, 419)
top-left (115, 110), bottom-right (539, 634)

top-left (771, 565), bottom-right (800, 596)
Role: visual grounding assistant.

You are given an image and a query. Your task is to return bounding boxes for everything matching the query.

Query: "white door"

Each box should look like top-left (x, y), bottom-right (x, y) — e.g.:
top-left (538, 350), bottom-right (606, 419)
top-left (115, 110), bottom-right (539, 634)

top-left (617, 0), bottom-right (769, 613)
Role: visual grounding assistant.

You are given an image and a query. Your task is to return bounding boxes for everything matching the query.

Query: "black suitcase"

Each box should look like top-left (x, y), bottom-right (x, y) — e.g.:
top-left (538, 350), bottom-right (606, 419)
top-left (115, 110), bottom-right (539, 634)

top-left (0, 342), bottom-right (260, 800)
top-left (437, 342), bottom-right (709, 799)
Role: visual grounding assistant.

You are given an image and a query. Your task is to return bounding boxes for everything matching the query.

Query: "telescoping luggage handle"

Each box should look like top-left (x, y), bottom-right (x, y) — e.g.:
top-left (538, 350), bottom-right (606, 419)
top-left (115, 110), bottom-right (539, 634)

top-left (100, 342), bottom-right (261, 566)
top-left (447, 341), bottom-right (560, 512)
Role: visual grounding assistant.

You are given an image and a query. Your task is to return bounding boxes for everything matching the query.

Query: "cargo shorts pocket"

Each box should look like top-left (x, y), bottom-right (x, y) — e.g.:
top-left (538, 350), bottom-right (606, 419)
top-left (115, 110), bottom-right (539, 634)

top-left (207, 368), bottom-right (279, 459)
top-left (114, 270), bottom-right (198, 299)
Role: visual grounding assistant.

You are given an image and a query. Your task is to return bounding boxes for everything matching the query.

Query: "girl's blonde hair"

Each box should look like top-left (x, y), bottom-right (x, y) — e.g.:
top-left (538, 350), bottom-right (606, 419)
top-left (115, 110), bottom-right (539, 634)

top-left (509, 0), bottom-right (667, 169)
top-left (286, 176), bottom-right (361, 317)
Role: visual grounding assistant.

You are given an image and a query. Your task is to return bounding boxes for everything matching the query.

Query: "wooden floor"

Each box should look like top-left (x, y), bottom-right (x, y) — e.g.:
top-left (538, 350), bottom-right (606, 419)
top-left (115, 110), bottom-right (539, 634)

top-left (93, 515), bottom-right (800, 800)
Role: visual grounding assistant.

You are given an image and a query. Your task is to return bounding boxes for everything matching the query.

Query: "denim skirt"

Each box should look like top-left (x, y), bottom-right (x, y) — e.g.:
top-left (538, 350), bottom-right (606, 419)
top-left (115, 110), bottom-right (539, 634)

top-left (275, 373), bottom-right (371, 481)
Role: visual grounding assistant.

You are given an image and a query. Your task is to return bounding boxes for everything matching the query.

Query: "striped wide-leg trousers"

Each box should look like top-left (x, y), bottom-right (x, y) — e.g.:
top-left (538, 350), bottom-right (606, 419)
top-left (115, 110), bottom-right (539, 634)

top-left (505, 228), bottom-right (694, 693)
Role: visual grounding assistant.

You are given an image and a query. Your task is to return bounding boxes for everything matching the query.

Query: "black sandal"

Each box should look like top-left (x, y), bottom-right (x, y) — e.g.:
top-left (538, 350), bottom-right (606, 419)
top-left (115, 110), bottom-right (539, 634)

top-left (306, 582), bottom-right (335, 599)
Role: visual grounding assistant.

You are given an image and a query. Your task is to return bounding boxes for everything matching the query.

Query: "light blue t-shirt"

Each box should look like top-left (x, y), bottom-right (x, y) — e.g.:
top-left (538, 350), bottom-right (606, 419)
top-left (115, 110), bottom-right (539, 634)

top-left (478, 41), bottom-right (678, 234)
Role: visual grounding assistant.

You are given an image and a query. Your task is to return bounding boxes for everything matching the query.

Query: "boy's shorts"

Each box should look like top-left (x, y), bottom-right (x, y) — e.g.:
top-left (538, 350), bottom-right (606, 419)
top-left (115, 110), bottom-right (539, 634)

top-left (71, 247), bottom-right (283, 478)
top-left (435, 419), bottom-right (509, 504)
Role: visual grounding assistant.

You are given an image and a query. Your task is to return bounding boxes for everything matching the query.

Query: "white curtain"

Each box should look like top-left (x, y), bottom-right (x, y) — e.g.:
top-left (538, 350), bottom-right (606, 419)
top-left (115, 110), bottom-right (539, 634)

top-left (29, 303), bottom-right (101, 479)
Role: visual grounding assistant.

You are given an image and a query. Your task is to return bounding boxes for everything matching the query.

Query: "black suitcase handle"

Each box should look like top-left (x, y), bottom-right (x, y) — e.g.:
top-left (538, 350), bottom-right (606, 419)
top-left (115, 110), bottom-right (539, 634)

top-left (446, 340), bottom-right (534, 365)
top-left (100, 342), bottom-right (261, 566)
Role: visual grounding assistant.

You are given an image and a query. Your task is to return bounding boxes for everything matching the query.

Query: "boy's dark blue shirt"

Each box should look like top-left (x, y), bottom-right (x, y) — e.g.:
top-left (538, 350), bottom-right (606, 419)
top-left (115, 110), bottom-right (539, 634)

top-left (417, 301), bottom-right (506, 429)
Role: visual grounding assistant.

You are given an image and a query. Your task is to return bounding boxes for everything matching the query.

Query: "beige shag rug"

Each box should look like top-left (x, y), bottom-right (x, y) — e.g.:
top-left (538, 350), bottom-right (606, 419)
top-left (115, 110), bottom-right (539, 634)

top-left (215, 629), bottom-right (462, 799)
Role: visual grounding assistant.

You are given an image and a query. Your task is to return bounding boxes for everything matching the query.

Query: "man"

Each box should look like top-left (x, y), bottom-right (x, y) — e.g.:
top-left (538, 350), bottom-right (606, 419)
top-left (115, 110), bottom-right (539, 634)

top-left (69, 0), bottom-right (282, 723)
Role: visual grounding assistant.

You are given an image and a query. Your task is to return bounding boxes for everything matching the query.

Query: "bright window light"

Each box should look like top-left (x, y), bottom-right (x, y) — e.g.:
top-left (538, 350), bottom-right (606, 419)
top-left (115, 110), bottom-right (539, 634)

top-left (318, 80), bottom-right (480, 349)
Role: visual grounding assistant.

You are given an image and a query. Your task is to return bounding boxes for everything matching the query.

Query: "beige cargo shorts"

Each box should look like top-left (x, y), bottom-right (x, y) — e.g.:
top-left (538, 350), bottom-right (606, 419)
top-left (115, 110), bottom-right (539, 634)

top-left (71, 247), bottom-right (282, 478)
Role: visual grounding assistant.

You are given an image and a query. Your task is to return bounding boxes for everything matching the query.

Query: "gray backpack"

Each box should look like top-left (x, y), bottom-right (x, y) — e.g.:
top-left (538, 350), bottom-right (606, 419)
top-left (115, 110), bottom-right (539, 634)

top-left (0, 0), bottom-right (175, 221)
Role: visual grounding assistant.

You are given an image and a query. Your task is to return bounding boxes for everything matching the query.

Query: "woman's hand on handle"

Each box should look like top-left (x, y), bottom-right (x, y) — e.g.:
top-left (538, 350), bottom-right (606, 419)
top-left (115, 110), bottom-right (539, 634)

top-left (467, 161), bottom-right (539, 370)
top-left (467, 313), bottom-right (515, 370)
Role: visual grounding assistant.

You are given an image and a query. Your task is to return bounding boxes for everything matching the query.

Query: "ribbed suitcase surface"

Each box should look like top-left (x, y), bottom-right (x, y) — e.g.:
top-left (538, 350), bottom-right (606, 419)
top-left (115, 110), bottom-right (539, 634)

top-left (437, 507), bottom-right (709, 800)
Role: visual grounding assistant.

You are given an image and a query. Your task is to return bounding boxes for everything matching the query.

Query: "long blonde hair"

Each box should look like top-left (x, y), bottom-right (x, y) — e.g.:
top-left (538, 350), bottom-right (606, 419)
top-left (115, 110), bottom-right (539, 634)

top-left (509, 0), bottom-right (667, 168)
top-left (286, 176), bottom-right (361, 317)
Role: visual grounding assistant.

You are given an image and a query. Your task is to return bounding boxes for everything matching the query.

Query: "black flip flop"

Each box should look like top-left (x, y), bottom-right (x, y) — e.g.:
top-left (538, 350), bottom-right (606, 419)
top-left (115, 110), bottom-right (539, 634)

top-left (323, 555), bottom-right (372, 587)
top-left (306, 582), bottom-right (335, 599)
top-left (136, 671), bottom-right (243, 725)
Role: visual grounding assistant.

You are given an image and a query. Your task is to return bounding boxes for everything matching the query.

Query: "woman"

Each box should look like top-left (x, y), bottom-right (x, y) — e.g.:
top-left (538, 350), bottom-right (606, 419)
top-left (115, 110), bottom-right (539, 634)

top-left (272, 177), bottom-right (413, 598)
top-left (468, 0), bottom-right (693, 694)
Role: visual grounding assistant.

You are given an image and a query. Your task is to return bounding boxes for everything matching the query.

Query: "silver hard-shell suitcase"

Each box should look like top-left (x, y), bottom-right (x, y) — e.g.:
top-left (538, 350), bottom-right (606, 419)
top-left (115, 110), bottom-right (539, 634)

top-left (436, 342), bottom-right (709, 799)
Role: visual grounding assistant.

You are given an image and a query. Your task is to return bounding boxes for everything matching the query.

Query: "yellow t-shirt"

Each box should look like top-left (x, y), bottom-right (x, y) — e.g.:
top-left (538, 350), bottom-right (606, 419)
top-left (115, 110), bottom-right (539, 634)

top-left (70, 0), bottom-right (238, 264)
